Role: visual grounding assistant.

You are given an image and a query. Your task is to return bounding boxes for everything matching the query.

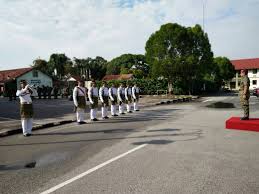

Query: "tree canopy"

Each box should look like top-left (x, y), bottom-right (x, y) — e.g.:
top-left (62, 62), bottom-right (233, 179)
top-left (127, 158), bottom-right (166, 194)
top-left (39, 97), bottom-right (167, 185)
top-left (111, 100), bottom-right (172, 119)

top-left (145, 23), bottom-right (214, 94)
top-left (213, 57), bottom-right (235, 84)
top-left (106, 54), bottom-right (149, 78)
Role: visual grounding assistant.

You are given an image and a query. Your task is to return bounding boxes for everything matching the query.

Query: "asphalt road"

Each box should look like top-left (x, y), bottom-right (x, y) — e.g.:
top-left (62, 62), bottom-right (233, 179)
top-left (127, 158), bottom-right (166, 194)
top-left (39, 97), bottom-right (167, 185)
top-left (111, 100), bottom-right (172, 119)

top-left (0, 98), bottom-right (74, 121)
top-left (0, 95), bottom-right (259, 194)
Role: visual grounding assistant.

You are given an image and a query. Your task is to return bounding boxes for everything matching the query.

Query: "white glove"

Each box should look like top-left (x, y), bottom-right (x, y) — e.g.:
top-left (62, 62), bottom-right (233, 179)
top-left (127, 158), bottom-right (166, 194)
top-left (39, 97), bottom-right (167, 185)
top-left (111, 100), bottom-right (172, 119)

top-left (90, 100), bottom-right (94, 104)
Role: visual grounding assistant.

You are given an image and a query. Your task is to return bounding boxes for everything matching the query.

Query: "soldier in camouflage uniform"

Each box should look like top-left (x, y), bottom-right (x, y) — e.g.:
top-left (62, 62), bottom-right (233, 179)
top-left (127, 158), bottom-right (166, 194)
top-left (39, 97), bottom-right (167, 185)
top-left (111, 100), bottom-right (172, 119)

top-left (239, 69), bottom-right (250, 120)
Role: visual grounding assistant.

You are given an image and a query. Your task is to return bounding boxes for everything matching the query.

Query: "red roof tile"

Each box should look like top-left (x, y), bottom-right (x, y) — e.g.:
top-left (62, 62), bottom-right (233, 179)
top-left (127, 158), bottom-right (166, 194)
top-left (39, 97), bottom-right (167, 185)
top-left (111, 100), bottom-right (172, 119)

top-left (0, 67), bottom-right (33, 83)
top-left (231, 58), bottom-right (259, 70)
top-left (102, 74), bottom-right (134, 81)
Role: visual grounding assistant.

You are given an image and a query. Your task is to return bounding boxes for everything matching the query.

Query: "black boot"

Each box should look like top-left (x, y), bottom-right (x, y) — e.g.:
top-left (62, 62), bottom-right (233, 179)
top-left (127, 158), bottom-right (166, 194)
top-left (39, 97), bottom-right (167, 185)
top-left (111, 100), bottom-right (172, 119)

top-left (240, 117), bottom-right (249, 120)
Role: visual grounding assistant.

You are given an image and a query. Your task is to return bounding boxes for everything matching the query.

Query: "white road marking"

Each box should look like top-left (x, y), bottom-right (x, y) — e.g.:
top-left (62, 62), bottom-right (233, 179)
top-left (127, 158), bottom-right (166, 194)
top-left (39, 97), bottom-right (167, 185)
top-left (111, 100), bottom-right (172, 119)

top-left (202, 99), bottom-right (212, 103)
top-left (40, 144), bottom-right (148, 194)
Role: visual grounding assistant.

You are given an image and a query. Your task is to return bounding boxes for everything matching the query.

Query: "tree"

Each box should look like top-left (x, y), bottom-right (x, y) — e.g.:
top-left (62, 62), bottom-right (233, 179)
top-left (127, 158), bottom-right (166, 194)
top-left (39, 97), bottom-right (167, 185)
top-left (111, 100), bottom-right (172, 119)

top-left (145, 23), bottom-right (214, 94)
top-left (107, 54), bottom-right (149, 77)
top-left (48, 53), bottom-right (72, 78)
top-left (213, 57), bottom-right (235, 85)
top-left (89, 56), bottom-right (108, 80)
top-left (32, 58), bottom-right (49, 74)
top-left (73, 57), bottom-right (91, 79)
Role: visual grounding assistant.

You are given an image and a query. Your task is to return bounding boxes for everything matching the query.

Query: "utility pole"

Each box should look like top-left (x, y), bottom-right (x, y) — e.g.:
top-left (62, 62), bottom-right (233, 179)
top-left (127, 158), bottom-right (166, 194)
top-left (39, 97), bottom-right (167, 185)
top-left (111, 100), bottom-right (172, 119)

top-left (202, 0), bottom-right (207, 32)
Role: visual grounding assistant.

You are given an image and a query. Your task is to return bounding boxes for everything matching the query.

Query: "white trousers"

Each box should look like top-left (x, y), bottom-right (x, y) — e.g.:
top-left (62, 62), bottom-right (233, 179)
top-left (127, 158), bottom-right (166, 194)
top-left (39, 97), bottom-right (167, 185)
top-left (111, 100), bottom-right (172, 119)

top-left (76, 108), bottom-right (85, 122)
top-left (119, 103), bottom-right (125, 114)
top-left (127, 104), bottom-right (132, 112)
top-left (21, 118), bottom-right (33, 135)
top-left (134, 102), bottom-right (139, 111)
top-left (101, 107), bottom-right (108, 118)
top-left (111, 105), bottom-right (117, 115)
top-left (90, 109), bottom-right (97, 120)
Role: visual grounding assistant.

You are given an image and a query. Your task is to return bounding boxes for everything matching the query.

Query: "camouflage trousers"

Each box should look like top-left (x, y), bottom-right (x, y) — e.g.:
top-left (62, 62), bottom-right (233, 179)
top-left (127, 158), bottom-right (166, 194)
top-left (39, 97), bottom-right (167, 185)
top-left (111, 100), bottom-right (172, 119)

top-left (240, 93), bottom-right (249, 118)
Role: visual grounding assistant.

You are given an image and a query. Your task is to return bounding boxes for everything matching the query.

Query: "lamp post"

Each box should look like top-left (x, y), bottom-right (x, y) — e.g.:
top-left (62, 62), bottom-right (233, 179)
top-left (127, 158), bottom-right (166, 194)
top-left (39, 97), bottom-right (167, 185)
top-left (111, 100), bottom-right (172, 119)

top-left (202, 0), bottom-right (207, 32)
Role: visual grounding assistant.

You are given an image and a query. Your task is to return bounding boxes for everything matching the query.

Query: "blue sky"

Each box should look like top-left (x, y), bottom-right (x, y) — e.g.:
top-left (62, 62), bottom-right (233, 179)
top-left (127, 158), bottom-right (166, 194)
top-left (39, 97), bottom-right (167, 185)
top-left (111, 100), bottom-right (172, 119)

top-left (0, 0), bottom-right (259, 69)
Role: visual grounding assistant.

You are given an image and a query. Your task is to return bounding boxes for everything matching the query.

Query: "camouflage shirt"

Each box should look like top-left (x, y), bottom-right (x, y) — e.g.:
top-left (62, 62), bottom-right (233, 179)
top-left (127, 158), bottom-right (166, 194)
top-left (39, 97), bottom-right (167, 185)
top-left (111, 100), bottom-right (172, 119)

top-left (240, 75), bottom-right (250, 95)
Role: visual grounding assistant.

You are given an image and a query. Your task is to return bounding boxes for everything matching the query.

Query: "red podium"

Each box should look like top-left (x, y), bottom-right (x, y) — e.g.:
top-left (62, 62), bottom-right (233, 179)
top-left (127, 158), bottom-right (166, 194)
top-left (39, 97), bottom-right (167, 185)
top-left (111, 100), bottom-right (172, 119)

top-left (226, 117), bottom-right (259, 132)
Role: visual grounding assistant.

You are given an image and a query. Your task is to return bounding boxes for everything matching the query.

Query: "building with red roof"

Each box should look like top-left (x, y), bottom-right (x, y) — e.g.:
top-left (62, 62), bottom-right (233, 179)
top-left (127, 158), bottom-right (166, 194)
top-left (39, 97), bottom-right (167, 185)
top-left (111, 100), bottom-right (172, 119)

top-left (0, 67), bottom-right (33, 83)
top-left (230, 58), bottom-right (259, 90)
top-left (0, 67), bottom-right (52, 94)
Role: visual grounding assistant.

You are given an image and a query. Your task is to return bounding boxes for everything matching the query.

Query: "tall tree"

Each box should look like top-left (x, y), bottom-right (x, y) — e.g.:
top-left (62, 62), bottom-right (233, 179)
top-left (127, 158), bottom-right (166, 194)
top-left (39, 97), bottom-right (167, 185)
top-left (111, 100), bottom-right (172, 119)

top-left (107, 54), bottom-right (149, 77)
top-left (145, 23), bottom-right (213, 94)
top-left (213, 57), bottom-right (235, 85)
top-left (90, 56), bottom-right (107, 80)
top-left (32, 58), bottom-right (49, 74)
top-left (48, 53), bottom-right (71, 78)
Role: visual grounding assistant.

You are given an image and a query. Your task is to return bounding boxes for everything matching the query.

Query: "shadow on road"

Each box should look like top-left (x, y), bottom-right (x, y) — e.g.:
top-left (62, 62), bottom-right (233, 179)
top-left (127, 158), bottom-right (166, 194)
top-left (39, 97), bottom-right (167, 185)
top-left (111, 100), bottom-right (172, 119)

top-left (0, 129), bottom-right (203, 147)
top-left (132, 139), bottom-right (174, 145)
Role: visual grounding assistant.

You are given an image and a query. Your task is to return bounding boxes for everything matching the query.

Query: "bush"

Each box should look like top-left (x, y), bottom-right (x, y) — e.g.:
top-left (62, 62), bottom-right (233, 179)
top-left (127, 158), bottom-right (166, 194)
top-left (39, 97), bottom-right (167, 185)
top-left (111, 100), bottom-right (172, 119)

top-left (96, 79), bottom-right (168, 95)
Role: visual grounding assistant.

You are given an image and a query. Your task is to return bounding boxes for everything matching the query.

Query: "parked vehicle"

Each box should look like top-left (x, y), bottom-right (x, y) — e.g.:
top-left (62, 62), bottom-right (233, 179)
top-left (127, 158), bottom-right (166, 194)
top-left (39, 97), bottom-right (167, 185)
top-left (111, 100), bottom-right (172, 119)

top-left (253, 88), bottom-right (259, 97)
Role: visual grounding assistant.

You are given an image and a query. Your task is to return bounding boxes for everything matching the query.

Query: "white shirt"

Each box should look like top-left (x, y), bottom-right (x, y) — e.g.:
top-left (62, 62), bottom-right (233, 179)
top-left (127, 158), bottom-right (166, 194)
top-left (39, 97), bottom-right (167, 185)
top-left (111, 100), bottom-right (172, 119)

top-left (73, 86), bottom-right (87, 107)
top-left (109, 87), bottom-right (117, 101)
top-left (88, 87), bottom-right (99, 104)
top-left (117, 87), bottom-right (125, 102)
top-left (132, 86), bottom-right (140, 99)
top-left (16, 85), bottom-right (32, 104)
top-left (99, 86), bottom-right (109, 102)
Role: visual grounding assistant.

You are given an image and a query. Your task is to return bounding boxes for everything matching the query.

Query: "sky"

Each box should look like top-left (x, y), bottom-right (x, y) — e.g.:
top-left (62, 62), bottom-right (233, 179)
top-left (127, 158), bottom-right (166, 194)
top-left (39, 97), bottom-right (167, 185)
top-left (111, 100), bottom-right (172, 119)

top-left (0, 0), bottom-right (259, 69)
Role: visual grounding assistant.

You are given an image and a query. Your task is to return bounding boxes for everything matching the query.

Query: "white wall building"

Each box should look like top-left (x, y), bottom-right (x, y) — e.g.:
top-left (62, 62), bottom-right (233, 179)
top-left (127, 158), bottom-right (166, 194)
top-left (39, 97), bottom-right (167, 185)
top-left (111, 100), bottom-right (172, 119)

top-left (230, 58), bottom-right (259, 90)
top-left (0, 67), bottom-right (53, 91)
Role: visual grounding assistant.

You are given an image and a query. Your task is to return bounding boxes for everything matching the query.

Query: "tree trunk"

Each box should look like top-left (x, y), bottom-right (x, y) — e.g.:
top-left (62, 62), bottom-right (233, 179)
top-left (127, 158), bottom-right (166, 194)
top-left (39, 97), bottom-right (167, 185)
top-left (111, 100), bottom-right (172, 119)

top-left (168, 80), bottom-right (173, 95)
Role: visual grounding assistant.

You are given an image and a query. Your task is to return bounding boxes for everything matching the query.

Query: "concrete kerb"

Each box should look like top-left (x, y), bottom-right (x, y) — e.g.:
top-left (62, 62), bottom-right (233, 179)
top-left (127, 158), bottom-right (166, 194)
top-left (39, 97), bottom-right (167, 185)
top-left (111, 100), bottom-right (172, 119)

top-left (0, 96), bottom-right (199, 138)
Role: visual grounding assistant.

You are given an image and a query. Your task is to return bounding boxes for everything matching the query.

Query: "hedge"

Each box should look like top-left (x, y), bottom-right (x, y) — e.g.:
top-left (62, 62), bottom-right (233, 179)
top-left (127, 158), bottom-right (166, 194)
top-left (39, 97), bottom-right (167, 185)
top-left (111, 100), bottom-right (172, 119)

top-left (96, 79), bottom-right (168, 95)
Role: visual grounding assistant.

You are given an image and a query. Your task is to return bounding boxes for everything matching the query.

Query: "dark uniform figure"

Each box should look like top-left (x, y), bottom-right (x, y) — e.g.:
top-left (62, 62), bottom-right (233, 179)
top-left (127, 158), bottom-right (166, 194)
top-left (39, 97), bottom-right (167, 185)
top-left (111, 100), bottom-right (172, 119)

top-left (239, 69), bottom-right (250, 120)
top-left (42, 85), bottom-right (47, 99)
top-left (53, 86), bottom-right (59, 99)
top-left (37, 86), bottom-right (42, 99)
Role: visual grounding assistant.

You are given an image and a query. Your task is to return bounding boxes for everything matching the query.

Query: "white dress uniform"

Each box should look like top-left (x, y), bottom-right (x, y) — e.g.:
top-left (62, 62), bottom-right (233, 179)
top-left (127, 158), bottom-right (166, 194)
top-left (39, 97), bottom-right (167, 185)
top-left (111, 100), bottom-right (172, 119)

top-left (16, 85), bottom-right (33, 135)
top-left (132, 86), bottom-right (140, 111)
top-left (117, 86), bottom-right (126, 114)
top-left (125, 87), bottom-right (133, 112)
top-left (109, 87), bottom-right (118, 116)
top-left (99, 86), bottom-right (109, 118)
top-left (73, 86), bottom-right (87, 123)
top-left (88, 87), bottom-right (99, 120)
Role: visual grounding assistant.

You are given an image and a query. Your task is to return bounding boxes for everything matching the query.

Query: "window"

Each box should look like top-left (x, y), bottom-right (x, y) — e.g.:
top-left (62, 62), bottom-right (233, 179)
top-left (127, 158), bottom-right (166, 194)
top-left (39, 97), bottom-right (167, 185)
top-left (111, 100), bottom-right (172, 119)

top-left (33, 70), bottom-right (38, 77)
top-left (253, 80), bottom-right (257, 85)
top-left (252, 69), bottom-right (257, 74)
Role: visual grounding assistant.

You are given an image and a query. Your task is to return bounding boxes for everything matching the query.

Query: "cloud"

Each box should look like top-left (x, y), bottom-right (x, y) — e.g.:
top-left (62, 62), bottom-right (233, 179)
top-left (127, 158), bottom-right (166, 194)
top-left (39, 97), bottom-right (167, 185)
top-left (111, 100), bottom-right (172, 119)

top-left (0, 0), bottom-right (258, 69)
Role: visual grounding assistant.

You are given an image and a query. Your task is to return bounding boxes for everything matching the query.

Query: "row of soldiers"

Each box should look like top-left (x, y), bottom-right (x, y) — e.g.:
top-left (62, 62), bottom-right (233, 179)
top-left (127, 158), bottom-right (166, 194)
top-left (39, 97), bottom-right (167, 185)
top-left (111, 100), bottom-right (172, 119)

top-left (73, 80), bottom-right (140, 124)
top-left (16, 79), bottom-right (140, 136)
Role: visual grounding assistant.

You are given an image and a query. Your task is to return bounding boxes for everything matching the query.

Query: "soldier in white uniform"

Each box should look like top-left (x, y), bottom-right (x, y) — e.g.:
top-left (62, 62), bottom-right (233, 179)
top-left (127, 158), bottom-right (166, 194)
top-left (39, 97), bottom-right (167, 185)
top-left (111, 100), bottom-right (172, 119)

top-left (125, 83), bottom-right (133, 113)
top-left (132, 83), bottom-right (140, 111)
top-left (109, 83), bottom-right (118, 117)
top-left (16, 80), bottom-right (34, 137)
top-left (99, 81), bottom-right (109, 119)
top-left (88, 80), bottom-right (99, 121)
top-left (118, 83), bottom-right (126, 114)
top-left (73, 80), bottom-right (87, 124)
